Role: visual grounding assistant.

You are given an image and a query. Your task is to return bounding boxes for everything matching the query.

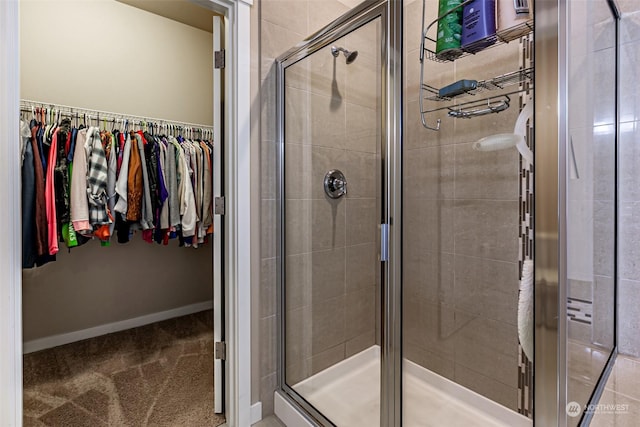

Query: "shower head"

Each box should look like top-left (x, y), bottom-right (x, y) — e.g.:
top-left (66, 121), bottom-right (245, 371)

top-left (331, 46), bottom-right (358, 64)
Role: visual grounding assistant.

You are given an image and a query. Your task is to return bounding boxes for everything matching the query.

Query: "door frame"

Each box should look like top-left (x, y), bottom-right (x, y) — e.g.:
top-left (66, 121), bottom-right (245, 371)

top-left (0, 0), bottom-right (253, 425)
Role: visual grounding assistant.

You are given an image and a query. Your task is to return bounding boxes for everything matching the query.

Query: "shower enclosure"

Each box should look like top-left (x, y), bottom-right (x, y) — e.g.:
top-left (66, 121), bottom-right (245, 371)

top-left (277, 2), bottom-right (394, 424)
top-left (274, 0), bottom-right (620, 426)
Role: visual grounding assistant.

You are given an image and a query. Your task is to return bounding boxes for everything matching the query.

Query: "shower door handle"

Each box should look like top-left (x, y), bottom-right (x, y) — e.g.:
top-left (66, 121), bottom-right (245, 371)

top-left (380, 224), bottom-right (389, 262)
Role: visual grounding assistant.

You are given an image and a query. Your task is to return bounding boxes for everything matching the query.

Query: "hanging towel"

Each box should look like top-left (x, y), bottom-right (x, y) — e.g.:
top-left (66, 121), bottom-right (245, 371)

top-left (518, 259), bottom-right (534, 361)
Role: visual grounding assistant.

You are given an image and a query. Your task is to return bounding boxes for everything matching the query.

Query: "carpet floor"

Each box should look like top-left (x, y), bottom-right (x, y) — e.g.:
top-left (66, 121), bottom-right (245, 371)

top-left (23, 310), bottom-right (225, 427)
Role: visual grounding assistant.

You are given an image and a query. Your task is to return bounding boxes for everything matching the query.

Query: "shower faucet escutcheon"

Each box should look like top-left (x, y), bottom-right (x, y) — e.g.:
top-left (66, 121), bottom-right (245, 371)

top-left (324, 169), bottom-right (348, 199)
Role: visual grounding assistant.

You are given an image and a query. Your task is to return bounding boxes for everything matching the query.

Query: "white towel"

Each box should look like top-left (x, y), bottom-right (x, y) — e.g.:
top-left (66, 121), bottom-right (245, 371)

top-left (518, 260), bottom-right (534, 361)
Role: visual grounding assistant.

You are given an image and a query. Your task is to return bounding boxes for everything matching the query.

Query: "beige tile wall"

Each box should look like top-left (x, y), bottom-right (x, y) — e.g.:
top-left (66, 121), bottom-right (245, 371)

top-left (282, 18), bottom-right (381, 386)
top-left (256, 0), bottom-right (552, 417)
top-left (402, 0), bottom-right (523, 411)
top-left (257, 0), bottom-right (379, 415)
top-left (566, 0), bottom-right (616, 354)
top-left (618, 4), bottom-right (640, 357)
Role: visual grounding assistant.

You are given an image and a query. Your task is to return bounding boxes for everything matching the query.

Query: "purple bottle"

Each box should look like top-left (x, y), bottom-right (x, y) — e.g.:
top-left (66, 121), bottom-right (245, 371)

top-left (461, 0), bottom-right (496, 53)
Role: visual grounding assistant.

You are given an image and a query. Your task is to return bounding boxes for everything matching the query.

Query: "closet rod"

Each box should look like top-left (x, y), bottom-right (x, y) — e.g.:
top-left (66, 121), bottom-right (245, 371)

top-left (20, 99), bottom-right (214, 132)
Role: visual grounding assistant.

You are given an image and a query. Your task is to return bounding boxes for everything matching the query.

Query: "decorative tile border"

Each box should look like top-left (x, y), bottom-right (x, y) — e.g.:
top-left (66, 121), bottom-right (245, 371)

top-left (567, 297), bottom-right (593, 325)
top-left (517, 33), bottom-right (534, 419)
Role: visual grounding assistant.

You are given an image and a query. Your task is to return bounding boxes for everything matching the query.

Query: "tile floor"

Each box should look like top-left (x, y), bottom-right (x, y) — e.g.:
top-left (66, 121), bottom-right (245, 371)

top-left (253, 415), bottom-right (285, 427)
top-left (567, 340), bottom-right (613, 425)
top-left (591, 355), bottom-right (640, 427)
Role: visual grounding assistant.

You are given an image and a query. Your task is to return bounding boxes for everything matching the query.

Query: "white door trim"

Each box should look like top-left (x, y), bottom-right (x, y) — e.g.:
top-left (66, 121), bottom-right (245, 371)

top-left (0, 0), bottom-right (253, 425)
top-left (0, 1), bottom-right (23, 426)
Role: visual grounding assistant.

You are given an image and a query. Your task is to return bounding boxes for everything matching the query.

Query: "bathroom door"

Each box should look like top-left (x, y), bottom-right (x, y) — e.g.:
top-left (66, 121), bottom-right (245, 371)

top-left (277, 5), bottom-right (389, 425)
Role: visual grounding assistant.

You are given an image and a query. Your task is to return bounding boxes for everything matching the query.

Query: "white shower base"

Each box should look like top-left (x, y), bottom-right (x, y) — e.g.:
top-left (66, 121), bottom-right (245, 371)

top-left (276, 345), bottom-right (531, 427)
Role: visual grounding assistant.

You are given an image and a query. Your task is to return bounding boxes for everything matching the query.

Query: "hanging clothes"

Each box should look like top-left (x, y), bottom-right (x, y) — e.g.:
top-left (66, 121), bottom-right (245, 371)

top-left (30, 121), bottom-right (48, 259)
top-left (19, 104), bottom-right (215, 269)
top-left (71, 128), bottom-right (90, 234)
top-left (21, 120), bottom-right (37, 268)
top-left (54, 118), bottom-right (72, 235)
top-left (85, 127), bottom-right (111, 233)
top-left (126, 132), bottom-right (143, 222)
top-left (106, 132), bottom-right (118, 237)
top-left (44, 126), bottom-right (59, 256)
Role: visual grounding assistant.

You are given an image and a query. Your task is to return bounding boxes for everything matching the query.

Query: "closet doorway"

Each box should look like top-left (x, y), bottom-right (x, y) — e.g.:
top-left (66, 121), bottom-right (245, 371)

top-left (18, 1), bottom-right (228, 425)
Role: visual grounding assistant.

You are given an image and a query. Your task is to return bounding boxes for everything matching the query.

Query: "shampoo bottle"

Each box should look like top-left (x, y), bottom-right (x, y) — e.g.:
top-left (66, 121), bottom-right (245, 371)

top-left (461, 0), bottom-right (496, 53)
top-left (435, 0), bottom-right (463, 60)
top-left (497, 0), bottom-right (533, 42)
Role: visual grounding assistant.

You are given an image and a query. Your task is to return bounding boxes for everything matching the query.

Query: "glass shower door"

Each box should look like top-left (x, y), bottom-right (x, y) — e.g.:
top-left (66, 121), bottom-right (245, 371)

top-left (279, 14), bottom-right (383, 427)
top-left (566, 1), bottom-right (617, 424)
top-left (402, 0), bottom-right (534, 425)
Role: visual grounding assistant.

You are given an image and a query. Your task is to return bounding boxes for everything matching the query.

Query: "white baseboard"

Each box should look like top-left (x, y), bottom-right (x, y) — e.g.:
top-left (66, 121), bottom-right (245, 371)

top-left (250, 401), bottom-right (262, 424)
top-left (23, 300), bottom-right (213, 354)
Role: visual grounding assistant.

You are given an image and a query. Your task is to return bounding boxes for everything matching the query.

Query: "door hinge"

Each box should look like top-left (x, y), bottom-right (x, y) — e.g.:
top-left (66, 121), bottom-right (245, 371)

top-left (214, 50), bottom-right (225, 69)
top-left (380, 223), bottom-right (389, 262)
top-left (214, 196), bottom-right (225, 215)
top-left (214, 342), bottom-right (226, 360)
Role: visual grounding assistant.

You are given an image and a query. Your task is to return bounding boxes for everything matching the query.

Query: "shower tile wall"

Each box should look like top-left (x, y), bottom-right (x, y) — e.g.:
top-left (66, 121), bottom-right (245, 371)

top-left (257, 0), bottom-right (376, 415)
top-left (403, 0), bottom-right (523, 411)
top-left (566, 1), bottom-right (616, 350)
top-left (283, 22), bottom-right (381, 386)
top-left (618, 3), bottom-right (640, 357)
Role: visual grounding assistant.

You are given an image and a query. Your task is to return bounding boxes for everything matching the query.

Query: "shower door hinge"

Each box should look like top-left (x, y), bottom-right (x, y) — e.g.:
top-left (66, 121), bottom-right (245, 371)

top-left (214, 50), bottom-right (225, 69)
top-left (214, 342), bottom-right (226, 360)
top-left (380, 223), bottom-right (389, 262)
top-left (214, 196), bottom-right (225, 215)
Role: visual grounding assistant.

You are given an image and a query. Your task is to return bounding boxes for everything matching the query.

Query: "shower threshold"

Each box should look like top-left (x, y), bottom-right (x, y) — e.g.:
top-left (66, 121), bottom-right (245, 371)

top-left (278, 345), bottom-right (531, 427)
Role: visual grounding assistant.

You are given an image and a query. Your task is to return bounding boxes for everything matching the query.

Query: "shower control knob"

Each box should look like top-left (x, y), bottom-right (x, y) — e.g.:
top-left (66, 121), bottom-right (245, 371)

top-left (324, 169), bottom-right (347, 199)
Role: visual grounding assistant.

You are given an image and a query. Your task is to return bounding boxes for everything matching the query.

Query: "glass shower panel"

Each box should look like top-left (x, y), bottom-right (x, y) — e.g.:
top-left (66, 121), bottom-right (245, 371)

top-left (403, 0), bottom-right (534, 424)
top-left (566, 1), bottom-right (616, 424)
top-left (282, 17), bottom-right (382, 427)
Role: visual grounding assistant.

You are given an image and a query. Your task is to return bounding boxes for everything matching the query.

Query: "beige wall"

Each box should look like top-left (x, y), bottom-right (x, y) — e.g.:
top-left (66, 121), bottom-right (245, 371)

top-left (21, 0), bottom-right (214, 342)
top-left (20, 0), bottom-right (213, 125)
top-left (403, 0), bottom-right (523, 411)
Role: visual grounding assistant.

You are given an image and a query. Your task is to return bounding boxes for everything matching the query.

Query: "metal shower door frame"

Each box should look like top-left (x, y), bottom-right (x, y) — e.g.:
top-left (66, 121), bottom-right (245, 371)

top-left (275, 0), bottom-right (403, 425)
